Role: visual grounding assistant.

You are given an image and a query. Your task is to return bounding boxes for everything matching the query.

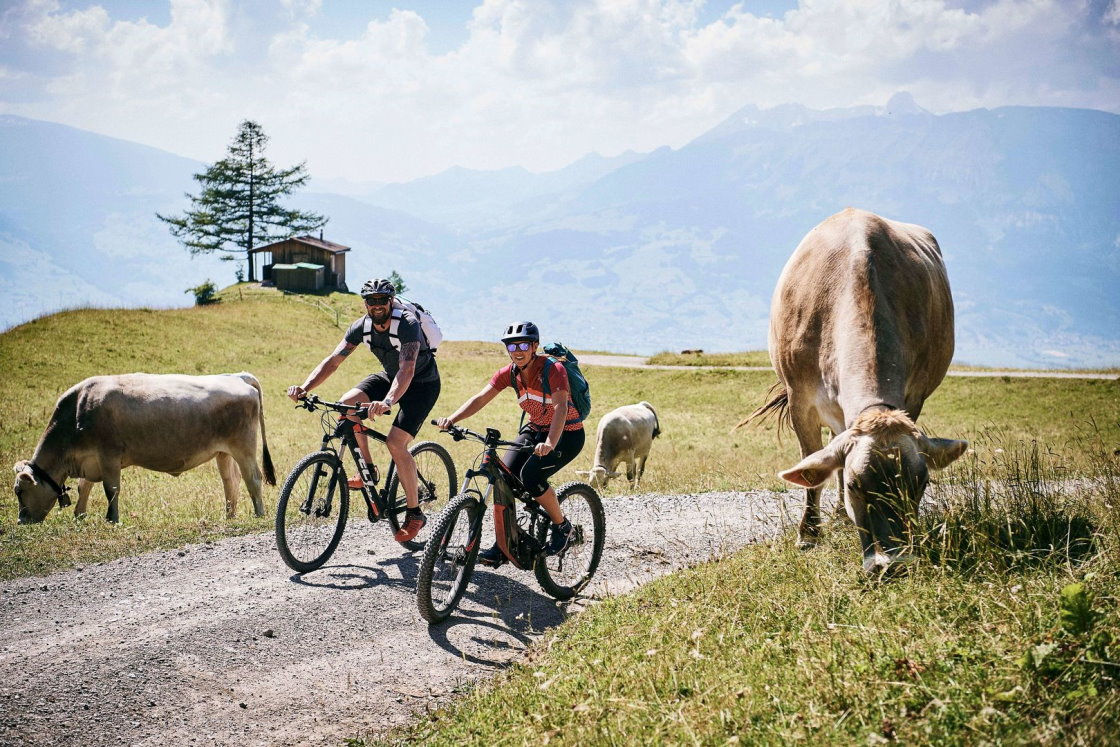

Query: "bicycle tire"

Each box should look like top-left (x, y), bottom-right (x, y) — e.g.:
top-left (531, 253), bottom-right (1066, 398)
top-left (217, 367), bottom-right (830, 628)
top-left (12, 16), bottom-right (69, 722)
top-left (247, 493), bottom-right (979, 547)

top-left (387, 440), bottom-right (458, 551)
top-left (275, 451), bottom-right (350, 573)
top-left (416, 492), bottom-right (483, 624)
top-left (533, 481), bottom-right (605, 600)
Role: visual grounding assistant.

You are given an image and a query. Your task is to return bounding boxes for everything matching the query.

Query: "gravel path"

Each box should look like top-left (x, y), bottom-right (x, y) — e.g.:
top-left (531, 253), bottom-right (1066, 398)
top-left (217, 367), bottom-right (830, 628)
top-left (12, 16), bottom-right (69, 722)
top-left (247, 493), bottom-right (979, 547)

top-left (0, 490), bottom-right (802, 746)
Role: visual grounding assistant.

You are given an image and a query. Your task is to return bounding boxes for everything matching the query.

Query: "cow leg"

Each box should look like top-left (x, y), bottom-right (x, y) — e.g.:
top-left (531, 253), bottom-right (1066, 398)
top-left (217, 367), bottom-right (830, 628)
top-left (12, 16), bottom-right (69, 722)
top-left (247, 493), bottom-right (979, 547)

top-left (635, 455), bottom-right (647, 488)
top-left (828, 426), bottom-right (851, 525)
top-left (230, 450), bottom-right (265, 518)
top-left (75, 478), bottom-right (94, 518)
top-left (100, 463), bottom-right (122, 524)
top-left (790, 405), bottom-right (825, 549)
top-left (833, 468), bottom-right (852, 525)
top-left (215, 453), bottom-right (241, 519)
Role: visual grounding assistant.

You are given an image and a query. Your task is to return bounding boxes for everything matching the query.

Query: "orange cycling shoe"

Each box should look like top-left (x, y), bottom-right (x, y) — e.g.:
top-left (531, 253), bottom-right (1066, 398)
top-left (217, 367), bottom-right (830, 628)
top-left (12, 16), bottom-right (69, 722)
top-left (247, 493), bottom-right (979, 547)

top-left (394, 510), bottom-right (426, 542)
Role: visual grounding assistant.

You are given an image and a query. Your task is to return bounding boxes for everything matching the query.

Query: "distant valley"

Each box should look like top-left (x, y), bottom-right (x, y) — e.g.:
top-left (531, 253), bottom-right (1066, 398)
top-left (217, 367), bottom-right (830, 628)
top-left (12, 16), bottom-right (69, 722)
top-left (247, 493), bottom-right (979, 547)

top-left (2, 94), bottom-right (1117, 368)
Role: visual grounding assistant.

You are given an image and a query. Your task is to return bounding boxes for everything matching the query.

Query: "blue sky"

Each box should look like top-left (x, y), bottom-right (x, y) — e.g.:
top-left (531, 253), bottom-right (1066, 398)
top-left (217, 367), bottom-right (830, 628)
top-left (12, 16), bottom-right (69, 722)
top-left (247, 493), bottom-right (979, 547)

top-left (1, 0), bottom-right (1117, 183)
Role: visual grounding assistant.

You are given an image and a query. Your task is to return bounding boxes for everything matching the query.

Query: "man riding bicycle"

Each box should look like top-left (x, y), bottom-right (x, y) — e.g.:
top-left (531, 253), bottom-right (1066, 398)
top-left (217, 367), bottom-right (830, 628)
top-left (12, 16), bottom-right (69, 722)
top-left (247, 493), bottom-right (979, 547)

top-left (287, 277), bottom-right (440, 543)
top-left (435, 321), bottom-right (584, 565)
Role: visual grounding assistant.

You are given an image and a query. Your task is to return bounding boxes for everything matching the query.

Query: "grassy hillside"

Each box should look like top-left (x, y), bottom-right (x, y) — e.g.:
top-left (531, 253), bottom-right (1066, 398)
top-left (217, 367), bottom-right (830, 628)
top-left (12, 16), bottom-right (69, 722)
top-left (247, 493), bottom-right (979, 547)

top-left (3, 292), bottom-right (1119, 744)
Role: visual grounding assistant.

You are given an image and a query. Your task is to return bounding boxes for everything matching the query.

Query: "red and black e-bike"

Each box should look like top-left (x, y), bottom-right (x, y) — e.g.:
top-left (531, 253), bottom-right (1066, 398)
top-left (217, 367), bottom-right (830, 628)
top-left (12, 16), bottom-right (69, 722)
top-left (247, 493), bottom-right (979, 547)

top-left (416, 422), bottom-right (605, 624)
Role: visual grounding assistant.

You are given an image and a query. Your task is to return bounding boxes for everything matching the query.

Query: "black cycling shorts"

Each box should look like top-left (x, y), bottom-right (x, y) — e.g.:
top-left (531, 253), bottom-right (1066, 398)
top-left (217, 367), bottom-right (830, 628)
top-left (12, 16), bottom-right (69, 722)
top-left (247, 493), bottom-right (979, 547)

top-left (501, 426), bottom-right (586, 498)
top-left (354, 372), bottom-right (441, 437)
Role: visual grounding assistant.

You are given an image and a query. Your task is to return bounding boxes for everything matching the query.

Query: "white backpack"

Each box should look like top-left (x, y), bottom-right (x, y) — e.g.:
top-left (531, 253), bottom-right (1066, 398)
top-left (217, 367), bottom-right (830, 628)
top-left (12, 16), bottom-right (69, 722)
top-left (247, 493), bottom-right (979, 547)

top-left (362, 297), bottom-right (443, 352)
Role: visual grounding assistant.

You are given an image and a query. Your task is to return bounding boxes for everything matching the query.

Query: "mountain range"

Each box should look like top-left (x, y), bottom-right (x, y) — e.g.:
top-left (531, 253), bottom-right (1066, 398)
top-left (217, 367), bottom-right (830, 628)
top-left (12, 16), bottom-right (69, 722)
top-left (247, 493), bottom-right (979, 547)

top-left (1, 93), bottom-right (1118, 368)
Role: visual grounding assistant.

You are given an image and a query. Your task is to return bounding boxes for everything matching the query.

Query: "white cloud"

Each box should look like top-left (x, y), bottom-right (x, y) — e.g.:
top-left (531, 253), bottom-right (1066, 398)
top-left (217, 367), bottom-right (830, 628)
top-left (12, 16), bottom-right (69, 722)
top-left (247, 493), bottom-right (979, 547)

top-left (2, 0), bottom-right (1117, 182)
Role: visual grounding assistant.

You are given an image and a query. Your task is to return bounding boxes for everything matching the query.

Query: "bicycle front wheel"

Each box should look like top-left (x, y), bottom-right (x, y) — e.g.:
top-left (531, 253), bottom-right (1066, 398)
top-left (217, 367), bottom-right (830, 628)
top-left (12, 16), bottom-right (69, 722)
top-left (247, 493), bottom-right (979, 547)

top-left (416, 492), bottom-right (483, 624)
top-left (388, 440), bottom-right (458, 551)
top-left (275, 451), bottom-right (350, 573)
top-left (534, 482), bottom-right (605, 600)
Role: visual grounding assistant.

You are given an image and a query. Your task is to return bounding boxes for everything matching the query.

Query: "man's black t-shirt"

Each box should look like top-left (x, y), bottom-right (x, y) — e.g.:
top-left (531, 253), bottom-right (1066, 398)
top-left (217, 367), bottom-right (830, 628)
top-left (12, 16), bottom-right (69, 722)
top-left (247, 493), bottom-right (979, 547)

top-left (343, 310), bottom-right (439, 384)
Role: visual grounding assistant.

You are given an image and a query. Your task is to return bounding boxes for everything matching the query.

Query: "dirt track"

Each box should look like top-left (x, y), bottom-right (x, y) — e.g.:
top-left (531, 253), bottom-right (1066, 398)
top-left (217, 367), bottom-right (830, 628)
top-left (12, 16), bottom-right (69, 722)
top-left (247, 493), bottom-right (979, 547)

top-left (0, 490), bottom-right (801, 746)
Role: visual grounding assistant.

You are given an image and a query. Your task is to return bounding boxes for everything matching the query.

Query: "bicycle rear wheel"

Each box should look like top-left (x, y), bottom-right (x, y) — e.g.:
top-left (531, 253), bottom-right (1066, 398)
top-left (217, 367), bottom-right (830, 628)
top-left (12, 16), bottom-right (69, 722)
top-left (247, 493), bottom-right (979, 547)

top-left (534, 481), bottom-right (605, 600)
top-left (388, 440), bottom-right (458, 551)
top-left (275, 451), bottom-right (350, 573)
top-left (416, 492), bottom-right (483, 624)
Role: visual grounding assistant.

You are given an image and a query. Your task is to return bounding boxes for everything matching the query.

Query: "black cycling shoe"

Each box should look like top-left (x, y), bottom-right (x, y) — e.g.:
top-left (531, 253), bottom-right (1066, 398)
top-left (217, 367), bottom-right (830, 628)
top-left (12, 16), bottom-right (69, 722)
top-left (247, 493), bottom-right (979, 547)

top-left (478, 543), bottom-right (506, 568)
top-left (546, 518), bottom-right (575, 556)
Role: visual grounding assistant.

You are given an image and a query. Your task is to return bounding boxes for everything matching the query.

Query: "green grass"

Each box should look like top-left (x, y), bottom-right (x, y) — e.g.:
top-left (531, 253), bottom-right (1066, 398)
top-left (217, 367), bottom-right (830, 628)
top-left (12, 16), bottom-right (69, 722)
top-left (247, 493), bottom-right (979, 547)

top-left (3, 292), bottom-right (1120, 745)
top-left (648, 350), bottom-right (774, 367)
top-left (382, 440), bottom-right (1120, 745)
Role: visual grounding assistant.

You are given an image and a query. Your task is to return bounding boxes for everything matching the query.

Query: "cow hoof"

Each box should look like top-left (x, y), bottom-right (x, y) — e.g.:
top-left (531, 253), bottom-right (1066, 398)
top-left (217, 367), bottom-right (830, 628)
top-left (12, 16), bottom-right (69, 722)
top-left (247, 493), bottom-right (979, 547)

top-left (796, 536), bottom-right (818, 551)
top-left (863, 552), bottom-right (912, 578)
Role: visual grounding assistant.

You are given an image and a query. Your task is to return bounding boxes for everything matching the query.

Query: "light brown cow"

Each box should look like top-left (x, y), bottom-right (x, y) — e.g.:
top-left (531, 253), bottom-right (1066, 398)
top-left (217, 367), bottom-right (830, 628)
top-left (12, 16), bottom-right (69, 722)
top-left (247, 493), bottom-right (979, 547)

top-left (13, 372), bottom-right (275, 524)
top-left (744, 208), bottom-right (968, 575)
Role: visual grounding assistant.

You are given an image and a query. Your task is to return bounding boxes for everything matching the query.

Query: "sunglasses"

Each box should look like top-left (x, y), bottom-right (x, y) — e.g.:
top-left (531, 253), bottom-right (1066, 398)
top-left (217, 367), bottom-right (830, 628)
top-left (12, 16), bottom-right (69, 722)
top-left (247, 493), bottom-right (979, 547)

top-left (506, 342), bottom-right (533, 352)
top-left (364, 296), bottom-right (392, 306)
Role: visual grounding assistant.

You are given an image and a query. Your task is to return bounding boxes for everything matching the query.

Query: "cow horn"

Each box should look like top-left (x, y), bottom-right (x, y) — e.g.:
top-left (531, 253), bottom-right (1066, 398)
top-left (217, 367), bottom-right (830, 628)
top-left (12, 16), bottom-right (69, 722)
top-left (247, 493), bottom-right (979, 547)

top-left (13, 460), bottom-right (34, 480)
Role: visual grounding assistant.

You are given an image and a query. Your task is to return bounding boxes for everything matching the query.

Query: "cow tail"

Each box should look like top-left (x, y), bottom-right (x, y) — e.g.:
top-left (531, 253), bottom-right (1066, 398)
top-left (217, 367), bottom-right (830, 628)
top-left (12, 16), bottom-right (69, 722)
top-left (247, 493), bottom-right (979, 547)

top-left (239, 372), bottom-right (277, 486)
top-left (733, 383), bottom-right (790, 436)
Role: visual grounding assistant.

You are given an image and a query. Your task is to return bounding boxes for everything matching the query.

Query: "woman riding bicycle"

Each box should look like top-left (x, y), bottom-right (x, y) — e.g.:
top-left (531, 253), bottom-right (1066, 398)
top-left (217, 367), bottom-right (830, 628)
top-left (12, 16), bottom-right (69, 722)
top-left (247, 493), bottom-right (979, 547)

top-left (435, 321), bottom-right (584, 566)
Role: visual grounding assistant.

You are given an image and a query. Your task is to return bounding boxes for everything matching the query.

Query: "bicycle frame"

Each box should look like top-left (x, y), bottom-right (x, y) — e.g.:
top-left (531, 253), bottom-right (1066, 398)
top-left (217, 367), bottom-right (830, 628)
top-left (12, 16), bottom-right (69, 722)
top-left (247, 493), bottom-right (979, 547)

top-left (461, 428), bottom-right (550, 570)
top-left (325, 416), bottom-right (398, 522)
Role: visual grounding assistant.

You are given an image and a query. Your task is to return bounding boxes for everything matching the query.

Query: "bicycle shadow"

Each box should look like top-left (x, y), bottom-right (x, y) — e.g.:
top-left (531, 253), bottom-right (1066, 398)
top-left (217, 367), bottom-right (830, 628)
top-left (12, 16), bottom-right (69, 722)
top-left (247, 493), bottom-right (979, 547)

top-left (286, 552), bottom-right (422, 592)
top-left (424, 568), bottom-right (575, 667)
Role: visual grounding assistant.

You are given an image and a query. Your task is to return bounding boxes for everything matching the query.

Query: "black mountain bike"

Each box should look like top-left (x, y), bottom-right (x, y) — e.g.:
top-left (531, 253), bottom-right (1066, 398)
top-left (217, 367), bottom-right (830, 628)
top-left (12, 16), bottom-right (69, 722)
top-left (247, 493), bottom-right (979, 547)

top-left (275, 394), bottom-right (457, 573)
top-left (417, 422), bottom-right (605, 624)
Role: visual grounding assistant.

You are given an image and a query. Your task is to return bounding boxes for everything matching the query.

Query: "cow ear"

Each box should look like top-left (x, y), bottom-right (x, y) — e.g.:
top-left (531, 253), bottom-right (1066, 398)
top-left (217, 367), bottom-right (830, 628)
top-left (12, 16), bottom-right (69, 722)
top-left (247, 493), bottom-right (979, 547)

top-left (575, 470), bottom-right (590, 477)
top-left (13, 460), bottom-right (32, 478)
top-left (780, 443), bottom-right (845, 488)
top-left (922, 437), bottom-right (969, 469)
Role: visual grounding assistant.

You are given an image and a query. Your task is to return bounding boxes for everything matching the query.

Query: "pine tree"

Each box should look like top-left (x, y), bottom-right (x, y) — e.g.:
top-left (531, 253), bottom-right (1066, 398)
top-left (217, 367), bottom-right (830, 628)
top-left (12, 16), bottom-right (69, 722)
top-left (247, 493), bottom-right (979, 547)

top-left (158, 120), bottom-right (327, 283)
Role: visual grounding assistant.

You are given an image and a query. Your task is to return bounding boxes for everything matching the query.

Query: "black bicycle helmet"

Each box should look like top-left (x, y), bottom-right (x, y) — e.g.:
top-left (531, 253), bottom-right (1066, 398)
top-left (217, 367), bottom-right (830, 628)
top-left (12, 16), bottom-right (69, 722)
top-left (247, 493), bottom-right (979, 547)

top-left (360, 277), bottom-right (396, 298)
top-left (501, 321), bottom-right (539, 343)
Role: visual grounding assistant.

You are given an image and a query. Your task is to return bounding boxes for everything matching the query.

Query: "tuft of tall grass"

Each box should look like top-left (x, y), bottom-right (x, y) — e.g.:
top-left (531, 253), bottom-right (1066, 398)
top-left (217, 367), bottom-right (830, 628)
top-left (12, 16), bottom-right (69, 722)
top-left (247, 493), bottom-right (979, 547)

top-left (913, 433), bottom-right (1117, 574)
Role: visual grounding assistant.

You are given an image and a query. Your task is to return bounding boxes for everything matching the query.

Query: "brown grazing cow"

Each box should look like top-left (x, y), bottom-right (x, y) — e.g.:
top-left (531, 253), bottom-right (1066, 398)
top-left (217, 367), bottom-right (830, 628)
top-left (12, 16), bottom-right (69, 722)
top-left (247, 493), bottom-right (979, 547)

top-left (746, 208), bottom-right (968, 575)
top-left (13, 372), bottom-right (275, 524)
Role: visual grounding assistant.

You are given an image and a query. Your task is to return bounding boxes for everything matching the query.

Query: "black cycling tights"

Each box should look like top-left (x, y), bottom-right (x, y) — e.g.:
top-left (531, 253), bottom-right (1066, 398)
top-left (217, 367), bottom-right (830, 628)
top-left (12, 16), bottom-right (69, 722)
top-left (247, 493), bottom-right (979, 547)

top-left (501, 427), bottom-right (586, 498)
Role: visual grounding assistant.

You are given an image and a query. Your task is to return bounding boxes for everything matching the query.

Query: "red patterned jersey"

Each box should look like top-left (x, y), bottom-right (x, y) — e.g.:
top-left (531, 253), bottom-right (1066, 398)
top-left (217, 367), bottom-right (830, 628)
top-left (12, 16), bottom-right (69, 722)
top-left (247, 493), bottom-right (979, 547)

top-left (489, 356), bottom-right (583, 431)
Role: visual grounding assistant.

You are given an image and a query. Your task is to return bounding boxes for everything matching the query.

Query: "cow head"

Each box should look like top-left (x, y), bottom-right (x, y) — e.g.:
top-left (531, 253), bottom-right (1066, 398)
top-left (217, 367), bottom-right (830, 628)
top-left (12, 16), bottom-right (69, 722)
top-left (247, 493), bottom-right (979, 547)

top-left (12, 460), bottom-right (65, 524)
top-left (576, 466), bottom-right (619, 491)
top-left (779, 410), bottom-right (967, 576)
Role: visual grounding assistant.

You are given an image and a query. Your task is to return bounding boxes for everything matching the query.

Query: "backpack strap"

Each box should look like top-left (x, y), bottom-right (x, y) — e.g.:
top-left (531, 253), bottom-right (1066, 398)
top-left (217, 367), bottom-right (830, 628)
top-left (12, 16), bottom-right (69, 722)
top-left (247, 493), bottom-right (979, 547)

top-left (362, 309), bottom-right (405, 351)
top-left (387, 308), bottom-right (403, 351)
top-left (362, 315), bottom-right (373, 349)
top-left (542, 357), bottom-right (581, 427)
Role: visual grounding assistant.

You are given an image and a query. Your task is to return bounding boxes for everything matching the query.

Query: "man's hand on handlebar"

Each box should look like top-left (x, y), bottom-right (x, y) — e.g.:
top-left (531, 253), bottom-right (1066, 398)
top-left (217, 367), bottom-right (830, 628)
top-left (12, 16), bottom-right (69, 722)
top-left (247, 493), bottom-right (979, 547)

top-left (287, 385), bottom-right (308, 402)
top-left (434, 416), bottom-right (455, 431)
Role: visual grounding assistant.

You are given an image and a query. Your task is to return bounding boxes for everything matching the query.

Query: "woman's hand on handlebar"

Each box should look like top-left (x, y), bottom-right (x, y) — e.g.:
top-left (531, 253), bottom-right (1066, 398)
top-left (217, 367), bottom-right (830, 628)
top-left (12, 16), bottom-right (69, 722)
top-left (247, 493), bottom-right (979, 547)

top-left (533, 441), bottom-right (555, 457)
top-left (433, 416), bottom-right (455, 431)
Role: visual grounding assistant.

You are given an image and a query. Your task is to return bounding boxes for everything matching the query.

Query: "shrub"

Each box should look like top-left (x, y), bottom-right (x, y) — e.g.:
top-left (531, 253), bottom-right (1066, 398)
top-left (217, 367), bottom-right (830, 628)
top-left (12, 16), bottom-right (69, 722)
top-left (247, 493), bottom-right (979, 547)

top-left (185, 279), bottom-right (219, 306)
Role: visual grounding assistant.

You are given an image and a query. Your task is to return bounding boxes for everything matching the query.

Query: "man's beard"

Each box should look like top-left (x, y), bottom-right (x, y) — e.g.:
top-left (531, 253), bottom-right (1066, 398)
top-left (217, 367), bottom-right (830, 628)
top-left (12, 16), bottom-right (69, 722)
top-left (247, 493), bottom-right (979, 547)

top-left (369, 307), bottom-right (391, 325)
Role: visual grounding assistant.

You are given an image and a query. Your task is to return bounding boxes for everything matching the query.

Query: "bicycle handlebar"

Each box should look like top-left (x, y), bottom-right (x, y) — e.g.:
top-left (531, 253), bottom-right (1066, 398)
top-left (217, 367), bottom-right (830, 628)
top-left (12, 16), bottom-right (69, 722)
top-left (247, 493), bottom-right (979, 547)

top-left (296, 393), bottom-right (379, 418)
top-left (430, 420), bottom-right (531, 450)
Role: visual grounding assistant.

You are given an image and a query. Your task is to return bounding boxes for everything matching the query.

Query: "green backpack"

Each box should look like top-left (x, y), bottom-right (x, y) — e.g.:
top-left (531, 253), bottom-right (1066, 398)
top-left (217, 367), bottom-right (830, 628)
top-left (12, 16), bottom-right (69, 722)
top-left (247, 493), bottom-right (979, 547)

top-left (510, 343), bottom-right (592, 423)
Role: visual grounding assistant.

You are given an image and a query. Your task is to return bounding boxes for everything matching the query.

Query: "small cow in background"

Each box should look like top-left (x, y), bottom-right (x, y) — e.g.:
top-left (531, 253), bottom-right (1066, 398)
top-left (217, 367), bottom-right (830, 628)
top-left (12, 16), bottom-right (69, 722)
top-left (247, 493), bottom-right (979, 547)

top-left (13, 372), bottom-right (275, 524)
top-left (578, 401), bottom-right (661, 491)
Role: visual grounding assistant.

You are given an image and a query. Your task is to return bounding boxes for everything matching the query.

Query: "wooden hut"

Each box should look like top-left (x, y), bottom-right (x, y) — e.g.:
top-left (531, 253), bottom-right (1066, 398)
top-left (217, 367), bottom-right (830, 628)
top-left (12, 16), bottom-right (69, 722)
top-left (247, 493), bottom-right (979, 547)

top-left (250, 235), bottom-right (350, 292)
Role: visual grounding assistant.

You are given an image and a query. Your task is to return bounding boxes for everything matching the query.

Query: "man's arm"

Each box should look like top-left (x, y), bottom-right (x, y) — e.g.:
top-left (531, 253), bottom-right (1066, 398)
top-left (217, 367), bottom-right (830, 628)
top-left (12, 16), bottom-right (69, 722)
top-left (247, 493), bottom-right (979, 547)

top-left (287, 339), bottom-right (356, 401)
